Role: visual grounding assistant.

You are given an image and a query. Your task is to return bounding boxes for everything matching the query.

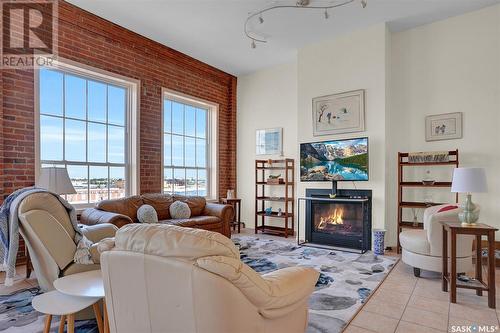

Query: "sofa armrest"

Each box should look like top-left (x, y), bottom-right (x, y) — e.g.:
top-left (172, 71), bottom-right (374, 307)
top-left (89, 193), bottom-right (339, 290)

top-left (80, 208), bottom-right (133, 228)
top-left (203, 203), bottom-right (234, 237)
top-left (81, 223), bottom-right (118, 243)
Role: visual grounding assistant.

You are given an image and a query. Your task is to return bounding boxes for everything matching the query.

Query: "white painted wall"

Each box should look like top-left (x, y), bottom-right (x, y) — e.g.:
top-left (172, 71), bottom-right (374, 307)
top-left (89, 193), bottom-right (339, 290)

top-left (390, 4), bottom-right (500, 239)
top-left (236, 3), bottom-right (500, 244)
top-left (297, 23), bottom-right (389, 239)
top-left (237, 62), bottom-right (298, 229)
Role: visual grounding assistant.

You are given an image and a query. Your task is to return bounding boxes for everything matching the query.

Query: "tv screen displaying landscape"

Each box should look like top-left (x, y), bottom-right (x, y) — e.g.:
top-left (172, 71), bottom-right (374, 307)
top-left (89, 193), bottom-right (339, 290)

top-left (300, 137), bottom-right (368, 181)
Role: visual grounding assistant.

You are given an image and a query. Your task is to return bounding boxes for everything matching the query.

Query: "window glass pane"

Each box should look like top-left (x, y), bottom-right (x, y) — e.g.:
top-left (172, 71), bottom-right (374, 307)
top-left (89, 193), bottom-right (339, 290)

top-left (185, 106), bottom-right (196, 137)
top-left (196, 108), bottom-right (206, 138)
top-left (108, 125), bottom-right (125, 163)
top-left (163, 134), bottom-right (171, 166)
top-left (186, 169), bottom-right (196, 196)
top-left (88, 123), bottom-right (106, 163)
top-left (40, 115), bottom-right (63, 161)
top-left (65, 75), bottom-right (86, 120)
top-left (163, 100), bottom-right (171, 133)
top-left (163, 168), bottom-right (173, 194)
top-left (88, 81), bottom-right (106, 122)
top-left (40, 69), bottom-right (63, 116)
top-left (172, 135), bottom-right (184, 167)
top-left (173, 168), bottom-right (185, 195)
top-left (185, 137), bottom-right (196, 167)
top-left (110, 167), bottom-right (126, 199)
top-left (108, 86), bottom-right (126, 126)
top-left (66, 165), bottom-right (88, 204)
top-left (196, 138), bottom-right (206, 168)
top-left (172, 102), bottom-right (184, 135)
top-left (65, 119), bottom-right (86, 162)
top-left (90, 166), bottom-right (108, 202)
top-left (197, 169), bottom-right (207, 197)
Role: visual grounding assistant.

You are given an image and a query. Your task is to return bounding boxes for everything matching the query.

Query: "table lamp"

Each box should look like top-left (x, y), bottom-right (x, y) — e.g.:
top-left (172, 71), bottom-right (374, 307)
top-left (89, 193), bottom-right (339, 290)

top-left (451, 167), bottom-right (487, 225)
top-left (38, 167), bottom-right (77, 195)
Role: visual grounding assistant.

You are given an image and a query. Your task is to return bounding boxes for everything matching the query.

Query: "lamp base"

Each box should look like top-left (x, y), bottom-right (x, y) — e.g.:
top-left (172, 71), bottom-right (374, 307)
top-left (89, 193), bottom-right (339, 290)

top-left (458, 193), bottom-right (479, 225)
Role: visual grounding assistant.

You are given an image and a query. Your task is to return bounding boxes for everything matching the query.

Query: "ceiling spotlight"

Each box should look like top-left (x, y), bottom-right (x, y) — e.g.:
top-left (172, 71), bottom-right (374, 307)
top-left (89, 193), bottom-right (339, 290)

top-left (361, 0), bottom-right (367, 8)
top-left (324, 9), bottom-right (329, 19)
top-left (259, 15), bottom-right (264, 24)
top-left (251, 40), bottom-right (256, 49)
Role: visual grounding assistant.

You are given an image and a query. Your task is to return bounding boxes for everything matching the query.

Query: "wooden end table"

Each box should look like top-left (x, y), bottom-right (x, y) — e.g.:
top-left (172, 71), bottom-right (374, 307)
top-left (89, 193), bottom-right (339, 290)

top-left (221, 198), bottom-right (242, 233)
top-left (441, 221), bottom-right (498, 308)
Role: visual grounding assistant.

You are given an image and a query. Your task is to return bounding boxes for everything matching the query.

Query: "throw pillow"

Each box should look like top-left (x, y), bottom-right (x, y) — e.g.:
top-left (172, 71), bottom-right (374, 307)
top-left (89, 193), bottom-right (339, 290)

top-left (437, 205), bottom-right (458, 213)
top-left (170, 201), bottom-right (191, 219)
top-left (137, 204), bottom-right (159, 223)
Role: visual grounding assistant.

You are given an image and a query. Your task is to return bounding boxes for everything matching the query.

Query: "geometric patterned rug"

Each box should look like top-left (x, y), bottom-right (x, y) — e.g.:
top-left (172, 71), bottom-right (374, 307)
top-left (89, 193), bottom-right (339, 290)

top-left (0, 236), bottom-right (397, 333)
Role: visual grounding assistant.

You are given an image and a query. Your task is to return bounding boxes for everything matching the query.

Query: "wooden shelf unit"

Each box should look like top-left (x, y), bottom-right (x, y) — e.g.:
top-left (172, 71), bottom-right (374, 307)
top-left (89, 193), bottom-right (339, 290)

top-left (397, 150), bottom-right (459, 253)
top-left (255, 159), bottom-right (295, 238)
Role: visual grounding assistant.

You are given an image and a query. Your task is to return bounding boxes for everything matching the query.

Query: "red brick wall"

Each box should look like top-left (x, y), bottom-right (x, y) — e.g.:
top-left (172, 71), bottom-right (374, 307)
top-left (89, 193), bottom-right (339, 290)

top-left (1, 1), bottom-right (237, 202)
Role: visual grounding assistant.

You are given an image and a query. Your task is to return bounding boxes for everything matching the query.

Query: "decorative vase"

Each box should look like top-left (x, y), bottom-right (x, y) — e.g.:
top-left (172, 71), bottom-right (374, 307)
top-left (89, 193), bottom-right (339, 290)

top-left (227, 189), bottom-right (235, 199)
top-left (373, 229), bottom-right (386, 256)
top-left (458, 193), bottom-right (479, 225)
top-left (422, 170), bottom-right (435, 186)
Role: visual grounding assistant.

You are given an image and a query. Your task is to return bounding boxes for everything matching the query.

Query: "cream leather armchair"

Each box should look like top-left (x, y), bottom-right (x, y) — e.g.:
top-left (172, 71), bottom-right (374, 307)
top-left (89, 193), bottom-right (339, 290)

top-left (101, 224), bottom-right (319, 333)
top-left (400, 204), bottom-right (475, 277)
top-left (18, 192), bottom-right (118, 291)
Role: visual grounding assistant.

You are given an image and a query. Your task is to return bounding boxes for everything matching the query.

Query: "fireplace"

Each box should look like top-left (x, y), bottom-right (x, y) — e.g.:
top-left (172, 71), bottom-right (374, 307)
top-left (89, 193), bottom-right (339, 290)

top-left (304, 188), bottom-right (371, 252)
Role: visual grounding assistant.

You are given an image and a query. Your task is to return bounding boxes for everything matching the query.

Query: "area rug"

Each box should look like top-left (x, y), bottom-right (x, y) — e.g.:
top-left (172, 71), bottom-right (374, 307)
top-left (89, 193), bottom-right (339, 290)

top-left (234, 236), bottom-right (398, 333)
top-left (0, 236), bottom-right (397, 333)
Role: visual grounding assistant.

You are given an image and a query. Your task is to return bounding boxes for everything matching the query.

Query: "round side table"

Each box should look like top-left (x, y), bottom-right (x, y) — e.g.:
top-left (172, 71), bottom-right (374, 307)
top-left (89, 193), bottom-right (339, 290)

top-left (54, 270), bottom-right (108, 333)
top-left (32, 290), bottom-right (100, 333)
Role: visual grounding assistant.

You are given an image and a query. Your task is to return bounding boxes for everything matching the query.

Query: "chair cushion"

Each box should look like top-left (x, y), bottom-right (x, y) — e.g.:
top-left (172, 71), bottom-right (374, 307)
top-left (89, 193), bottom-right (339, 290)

top-left (159, 216), bottom-right (221, 228)
top-left (137, 204), bottom-right (158, 223)
top-left (399, 229), bottom-right (430, 255)
top-left (169, 201), bottom-right (191, 219)
top-left (114, 223), bottom-right (239, 260)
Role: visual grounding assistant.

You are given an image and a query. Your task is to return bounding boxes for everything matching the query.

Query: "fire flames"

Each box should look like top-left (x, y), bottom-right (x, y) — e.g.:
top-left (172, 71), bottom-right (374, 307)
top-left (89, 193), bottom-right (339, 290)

top-left (317, 208), bottom-right (344, 229)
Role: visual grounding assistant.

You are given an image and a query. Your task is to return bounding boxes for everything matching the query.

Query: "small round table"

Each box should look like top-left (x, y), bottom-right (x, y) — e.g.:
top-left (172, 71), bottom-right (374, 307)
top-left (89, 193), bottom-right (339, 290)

top-left (54, 270), bottom-right (108, 333)
top-left (32, 290), bottom-right (100, 333)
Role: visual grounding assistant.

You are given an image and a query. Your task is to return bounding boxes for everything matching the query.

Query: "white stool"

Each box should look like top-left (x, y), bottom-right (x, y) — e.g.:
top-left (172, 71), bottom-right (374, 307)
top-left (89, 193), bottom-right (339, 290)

top-left (32, 290), bottom-right (101, 333)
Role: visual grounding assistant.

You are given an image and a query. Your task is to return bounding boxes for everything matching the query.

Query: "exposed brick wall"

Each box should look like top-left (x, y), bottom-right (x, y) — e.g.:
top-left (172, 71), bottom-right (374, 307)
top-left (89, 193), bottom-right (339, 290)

top-left (1, 1), bottom-right (237, 202)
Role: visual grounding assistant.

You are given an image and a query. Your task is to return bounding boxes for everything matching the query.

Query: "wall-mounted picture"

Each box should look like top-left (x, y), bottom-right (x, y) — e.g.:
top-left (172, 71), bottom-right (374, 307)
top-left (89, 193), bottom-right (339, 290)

top-left (425, 112), bottom-right (463, 141)
top-left (256, 127), bottom-right (283, 155)
top-left (300, 137), bottom-right (369, 181)
top-left (312, 89), bottom-right (365, 136)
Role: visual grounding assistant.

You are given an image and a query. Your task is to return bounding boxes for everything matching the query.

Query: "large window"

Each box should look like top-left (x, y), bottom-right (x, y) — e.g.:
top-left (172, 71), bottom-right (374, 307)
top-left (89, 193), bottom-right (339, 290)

top-left (162, 91), bottom-right (217, 199)
top-left (37, 62), bottom-right (138, 206)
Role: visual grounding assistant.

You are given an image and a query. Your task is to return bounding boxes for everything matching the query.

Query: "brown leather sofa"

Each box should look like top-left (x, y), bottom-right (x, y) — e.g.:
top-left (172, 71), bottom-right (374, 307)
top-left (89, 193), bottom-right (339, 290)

top-left (80, 194), bottom-right (233, 238)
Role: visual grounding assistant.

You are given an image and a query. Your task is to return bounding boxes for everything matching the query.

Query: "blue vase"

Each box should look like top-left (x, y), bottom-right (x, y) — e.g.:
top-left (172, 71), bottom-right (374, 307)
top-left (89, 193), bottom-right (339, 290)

top-left (373, 229), bottom-right (386, 255)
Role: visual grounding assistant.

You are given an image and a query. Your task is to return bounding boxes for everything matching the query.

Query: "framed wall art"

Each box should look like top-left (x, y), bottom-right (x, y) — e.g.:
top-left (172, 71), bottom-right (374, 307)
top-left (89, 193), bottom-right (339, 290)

top-left (256, 127), bottom-right (283, 156)
top-left (312, 89), bottom-right (365, 136)
top-left (425, 112), bottom-right (463, 141)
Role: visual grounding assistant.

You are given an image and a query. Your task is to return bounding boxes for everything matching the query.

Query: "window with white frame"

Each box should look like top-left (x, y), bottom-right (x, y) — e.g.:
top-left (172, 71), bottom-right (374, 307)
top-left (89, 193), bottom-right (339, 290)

top-left (162, 91), bottom-right (217, 199)
top-left (37, 63), bottom-right (138, 207)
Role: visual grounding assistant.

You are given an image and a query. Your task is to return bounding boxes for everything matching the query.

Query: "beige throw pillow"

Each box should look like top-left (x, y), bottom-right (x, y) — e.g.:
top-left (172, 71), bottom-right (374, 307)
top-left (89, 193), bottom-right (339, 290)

top-left (169, 201), bottom-right (191, 219)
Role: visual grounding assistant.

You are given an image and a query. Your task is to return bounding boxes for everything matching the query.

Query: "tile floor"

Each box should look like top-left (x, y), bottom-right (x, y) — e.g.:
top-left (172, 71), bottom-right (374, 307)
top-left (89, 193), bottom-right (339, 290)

top-left (1, 230), bottom-right (499, 333)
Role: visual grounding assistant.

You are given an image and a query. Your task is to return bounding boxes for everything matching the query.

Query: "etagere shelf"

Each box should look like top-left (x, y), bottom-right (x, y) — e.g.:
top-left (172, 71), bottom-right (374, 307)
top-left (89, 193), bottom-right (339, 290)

top-left (255, 159), bottom-right (295, 237)
top-left (397, 150), bottom-right (459, 253)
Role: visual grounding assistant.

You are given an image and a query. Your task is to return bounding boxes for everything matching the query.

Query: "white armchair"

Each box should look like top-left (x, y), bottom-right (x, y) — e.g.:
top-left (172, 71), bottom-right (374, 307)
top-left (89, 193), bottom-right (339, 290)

top-left (399, 204), bottom-right (476, 277)
top-left (100, 223), bottom-right (319, 333)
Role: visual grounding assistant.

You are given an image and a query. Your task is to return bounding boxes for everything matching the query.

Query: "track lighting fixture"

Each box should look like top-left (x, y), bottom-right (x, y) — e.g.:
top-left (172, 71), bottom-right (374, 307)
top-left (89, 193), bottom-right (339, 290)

top-left (246, 0), bottom-right (366, 48)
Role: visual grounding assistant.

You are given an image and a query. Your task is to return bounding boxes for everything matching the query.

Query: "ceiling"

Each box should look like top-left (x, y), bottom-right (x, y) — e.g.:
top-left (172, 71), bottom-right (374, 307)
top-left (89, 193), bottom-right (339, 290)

top-left (66, 0), bottom-right (500, 76)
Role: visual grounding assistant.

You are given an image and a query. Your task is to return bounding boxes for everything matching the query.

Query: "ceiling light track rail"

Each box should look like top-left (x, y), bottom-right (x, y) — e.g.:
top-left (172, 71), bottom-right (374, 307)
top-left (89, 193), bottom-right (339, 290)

top-left (245, 0), bottom-right (367, 48)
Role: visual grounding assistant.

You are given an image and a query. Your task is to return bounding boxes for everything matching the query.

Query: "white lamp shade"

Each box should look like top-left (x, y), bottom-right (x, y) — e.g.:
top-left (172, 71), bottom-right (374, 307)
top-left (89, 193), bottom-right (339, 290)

top-left (451, 167), bottom-right (488, 193)
top-left (38, 167), bottom-right (77, 195)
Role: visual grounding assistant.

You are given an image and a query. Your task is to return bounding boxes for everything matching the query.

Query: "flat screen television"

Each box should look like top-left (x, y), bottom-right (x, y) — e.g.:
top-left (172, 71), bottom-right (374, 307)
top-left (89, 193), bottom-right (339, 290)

top-left (300, 137), bottom-right (368, 181)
